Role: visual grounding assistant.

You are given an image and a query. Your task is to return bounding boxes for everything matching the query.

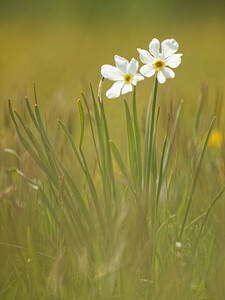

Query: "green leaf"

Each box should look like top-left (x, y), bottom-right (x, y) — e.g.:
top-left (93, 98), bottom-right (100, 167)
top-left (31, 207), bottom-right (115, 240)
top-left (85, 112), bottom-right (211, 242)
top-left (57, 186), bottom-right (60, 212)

top-left (124, 99), bottom-right (138, 190)
top-left (144, 77), bottom-right (158, 198)
top-left (132, 86), bottom-right (142, 193)
top-left (77, 99), bottom-right (84, 148)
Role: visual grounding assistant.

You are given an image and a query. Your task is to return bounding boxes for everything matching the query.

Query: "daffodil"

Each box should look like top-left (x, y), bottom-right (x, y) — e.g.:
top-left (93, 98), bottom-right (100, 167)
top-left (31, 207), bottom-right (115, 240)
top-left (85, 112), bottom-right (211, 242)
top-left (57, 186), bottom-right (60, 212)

top-left (101, 55), bottom-right (144, 99)
top-left (137, 38), bottom-right (182, 84)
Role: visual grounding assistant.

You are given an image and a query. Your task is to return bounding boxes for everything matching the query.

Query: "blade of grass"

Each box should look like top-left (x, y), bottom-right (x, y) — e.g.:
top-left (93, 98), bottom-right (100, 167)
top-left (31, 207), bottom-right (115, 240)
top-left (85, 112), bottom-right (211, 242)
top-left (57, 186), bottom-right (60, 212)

top-left (58, 119), bottom-right (105, 236)
top-left (145, 77), bottom-right (158, 199)
top-left (98, 97), bottom-right (116, 200)
top-left (156, 113), bottom-right (170, 214)
top-left (150, 106), bottom-right (160, 224)
top-left (143, 88), bottom-right (153, 190)
top-left (110, 140), bottom-right (137, 200)
top-left (179, 116), bottom-right (216, 239)
top-left (124, 99), bottom-right (138, 191)
top-left (195, 186), bottom-right (225, 250)
top-left (163, 100), bottom-right (183, 175)
top-left (132, 86), bottom-right (142, 194)
top-left (81, 92), bottom-right (102, 176)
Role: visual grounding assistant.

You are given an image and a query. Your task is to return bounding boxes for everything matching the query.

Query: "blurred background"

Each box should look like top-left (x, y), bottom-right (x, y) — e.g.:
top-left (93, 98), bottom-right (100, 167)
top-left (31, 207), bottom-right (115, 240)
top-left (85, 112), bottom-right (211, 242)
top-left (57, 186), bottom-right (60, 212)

top-left (0, 0), bottom-right (225, 142)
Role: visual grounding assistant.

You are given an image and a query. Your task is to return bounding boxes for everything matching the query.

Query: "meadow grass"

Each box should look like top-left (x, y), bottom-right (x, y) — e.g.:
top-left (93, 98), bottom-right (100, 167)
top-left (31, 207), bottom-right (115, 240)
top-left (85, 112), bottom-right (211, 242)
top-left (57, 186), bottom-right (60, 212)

top-left (1, 16), bottom-right (225, 300)
top-left (1, 72), bottom-right (225, 299)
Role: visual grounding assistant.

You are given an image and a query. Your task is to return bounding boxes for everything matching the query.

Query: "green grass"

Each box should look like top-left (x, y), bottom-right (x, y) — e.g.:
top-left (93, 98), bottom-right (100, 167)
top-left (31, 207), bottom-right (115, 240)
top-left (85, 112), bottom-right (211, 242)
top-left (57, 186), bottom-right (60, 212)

top-left (1, 72), bottom-right (225, 299)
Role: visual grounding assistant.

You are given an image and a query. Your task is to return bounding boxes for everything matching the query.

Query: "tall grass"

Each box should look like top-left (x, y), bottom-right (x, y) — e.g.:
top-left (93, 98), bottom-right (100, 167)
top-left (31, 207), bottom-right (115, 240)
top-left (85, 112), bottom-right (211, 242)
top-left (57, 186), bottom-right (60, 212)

top-left (0, 76), bottom-right (225, 299)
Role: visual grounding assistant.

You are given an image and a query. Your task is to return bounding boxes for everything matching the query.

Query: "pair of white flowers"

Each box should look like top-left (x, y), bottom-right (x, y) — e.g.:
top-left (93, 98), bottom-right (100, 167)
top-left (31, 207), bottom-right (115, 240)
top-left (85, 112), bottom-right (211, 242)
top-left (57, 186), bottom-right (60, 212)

top-left (101, 38), bottom-right (183, 99)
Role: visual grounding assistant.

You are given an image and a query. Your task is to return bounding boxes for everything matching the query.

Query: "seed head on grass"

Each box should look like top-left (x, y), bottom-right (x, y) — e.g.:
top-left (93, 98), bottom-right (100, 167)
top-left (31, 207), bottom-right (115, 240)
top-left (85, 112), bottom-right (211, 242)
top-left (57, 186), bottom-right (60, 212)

top-left (101, 55), bottom-right (144, 98)
top-left (137, 38), bottom-right (183, 83)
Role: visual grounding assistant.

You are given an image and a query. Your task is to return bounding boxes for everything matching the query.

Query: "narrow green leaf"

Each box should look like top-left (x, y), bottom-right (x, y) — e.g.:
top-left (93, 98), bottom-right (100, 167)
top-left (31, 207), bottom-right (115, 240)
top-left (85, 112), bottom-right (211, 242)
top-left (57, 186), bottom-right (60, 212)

top-left (110, 140), bottom-right (129, 181)
top-left (179, 116), bottom-right (216, 238)
top-left (144, 77), bottom-right (158, 198)
top-left (81, 92), bottom-right (102, 176)
top-left (8, 100), bottom-right (51, 179)
top-left (58, 119), bottom-right (105, 236)
top-left (99, 98), bottom-right (116, 200)
top-left (132, 86), bottom-right (142, 192)
top-left (163, 100), bottom-right (183, 175)
top-left (77, 99), bottom-right (84, 148)
top-left (156, 113), bottom-right (170, 213)
top-left (124, 99), bottom-right (138, 190)
top-left (143, 89), bottom-right (153, 189)
top-left (25, 97), bottom-right (39, 129)
top-left (195, 186), bottom-right (225, 250)
top-left (33, 82), bottom-right (38, 104)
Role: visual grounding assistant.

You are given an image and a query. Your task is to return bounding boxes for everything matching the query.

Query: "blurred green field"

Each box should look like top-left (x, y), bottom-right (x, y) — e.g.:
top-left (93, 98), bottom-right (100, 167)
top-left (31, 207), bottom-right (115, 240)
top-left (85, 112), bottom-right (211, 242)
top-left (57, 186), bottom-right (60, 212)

top-left (1, 1), bottom-right (225, 299)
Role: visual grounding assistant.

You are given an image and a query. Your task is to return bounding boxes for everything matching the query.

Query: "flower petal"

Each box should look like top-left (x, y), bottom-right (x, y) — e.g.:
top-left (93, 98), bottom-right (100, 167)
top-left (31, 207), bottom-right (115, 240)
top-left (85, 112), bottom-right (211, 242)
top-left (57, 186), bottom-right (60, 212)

top-left (149, 38), bottom-right (160, 58)
top-left (162, 67), bottom-right (175, 79)
top-left (106, 81), bottom-right (124, 99)
top-left (161, 39), bottom-right (179, 59)
top-left (122, 84), bottom-right (133, 95)
top-left (140, 64), bottom-right (156, 78)
top-left (128, 58), bottom-right (139, 75)
top-left (132, 73), bottom-right (144, 85)
top-left (114, 55), bottom-right (129, 74)
top-left (165, 53), bottom-right (183, 68)
top-left (157, 71), bottom-right (166, 84)
top-left (137, 48), bottom-right (154, 64)
top-left (101, 65), bottom-right (124, 81)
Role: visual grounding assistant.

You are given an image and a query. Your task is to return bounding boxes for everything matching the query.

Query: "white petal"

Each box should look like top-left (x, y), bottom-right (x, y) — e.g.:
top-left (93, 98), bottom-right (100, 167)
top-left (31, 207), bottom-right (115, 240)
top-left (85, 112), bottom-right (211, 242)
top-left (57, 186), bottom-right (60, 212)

top-left (137, 48), bottom-right (154, 64)
top-left (161, 39), bottom-right (179, 59)
top-left (106, 81), bottom-right (124, 99)
top-left (162, 67), bottom-right (175, 79)
top-left (149, 38), bottom-right (160, 58)
top-left (101, 65), bottom-right (124, 81)
top-left (114, 55), bottom-right (129, 74)
top-left (128, 58), bottom-right (139, 75)
top-left (132, 73), bottom-right (144, 85)
top-left (157, 71), bottom-right (166, 84)
top-left (121, 84), bottom-right (133, 95)
top-left (140, 65), bottom-right (156, 78)
top-left (165, 54), bottom-right (183, 68)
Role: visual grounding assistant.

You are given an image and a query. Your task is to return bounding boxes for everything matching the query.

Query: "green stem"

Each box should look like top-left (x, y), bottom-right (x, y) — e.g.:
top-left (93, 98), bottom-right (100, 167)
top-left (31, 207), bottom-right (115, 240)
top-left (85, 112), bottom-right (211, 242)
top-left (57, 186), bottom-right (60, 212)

top-left (132, 86), bottom-right (142, 196)
top-left (145, 77), bottom-right (158, 202)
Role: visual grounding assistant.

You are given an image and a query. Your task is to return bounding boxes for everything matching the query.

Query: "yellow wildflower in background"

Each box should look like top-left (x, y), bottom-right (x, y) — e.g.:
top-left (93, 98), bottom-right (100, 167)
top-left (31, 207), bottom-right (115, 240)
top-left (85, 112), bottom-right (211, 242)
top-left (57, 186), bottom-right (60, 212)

top-left (208, 129), bottom-right (223, 148)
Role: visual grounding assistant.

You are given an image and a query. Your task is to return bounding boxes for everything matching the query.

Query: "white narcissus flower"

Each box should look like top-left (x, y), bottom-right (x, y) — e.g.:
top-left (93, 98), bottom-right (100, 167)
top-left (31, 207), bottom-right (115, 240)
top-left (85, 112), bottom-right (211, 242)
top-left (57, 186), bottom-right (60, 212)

top-left (101, 55), bottom-right (144, 99)
top-left (137, 38), bottom-right (183, 84)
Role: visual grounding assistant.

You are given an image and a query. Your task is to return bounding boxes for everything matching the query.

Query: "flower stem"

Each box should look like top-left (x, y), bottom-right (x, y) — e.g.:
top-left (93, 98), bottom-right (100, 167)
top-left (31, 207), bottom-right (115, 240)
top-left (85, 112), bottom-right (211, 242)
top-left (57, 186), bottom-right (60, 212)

top-left (144, 76), bottom-right (158, 206)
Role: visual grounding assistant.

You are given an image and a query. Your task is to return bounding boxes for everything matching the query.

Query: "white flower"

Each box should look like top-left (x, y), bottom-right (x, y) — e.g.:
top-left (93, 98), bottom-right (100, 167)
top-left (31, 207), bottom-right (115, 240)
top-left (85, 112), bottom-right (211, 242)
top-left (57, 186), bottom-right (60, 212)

top-left (101, 55), bottom-right (144, 99)
top-left (137, 38), bottom-right (183, 84)
top-left (175, 241), bottom-right (182, 249)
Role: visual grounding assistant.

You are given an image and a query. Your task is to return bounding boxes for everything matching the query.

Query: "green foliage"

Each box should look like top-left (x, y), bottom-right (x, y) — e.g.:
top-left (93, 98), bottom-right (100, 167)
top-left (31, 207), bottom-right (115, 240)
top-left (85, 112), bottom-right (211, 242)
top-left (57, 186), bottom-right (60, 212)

top-left (0, 79), bottom-right (225, 300)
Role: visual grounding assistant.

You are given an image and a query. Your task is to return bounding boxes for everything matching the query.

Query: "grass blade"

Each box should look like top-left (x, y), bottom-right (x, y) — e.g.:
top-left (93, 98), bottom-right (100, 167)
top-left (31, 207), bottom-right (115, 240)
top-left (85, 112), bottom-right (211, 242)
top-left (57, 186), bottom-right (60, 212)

top-left (179, 116), bottom-right (216, 239)
top-left (132, 86), bottom-right (142, 194)
top-left (124, 99), bottom-right (138, 191)
top-left (195, 186), bottom-right (225, 250)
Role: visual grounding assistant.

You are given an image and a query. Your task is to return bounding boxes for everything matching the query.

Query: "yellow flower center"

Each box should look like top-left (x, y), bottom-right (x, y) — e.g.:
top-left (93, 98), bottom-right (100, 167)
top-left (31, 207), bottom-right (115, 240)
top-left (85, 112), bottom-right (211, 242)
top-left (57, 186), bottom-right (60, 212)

top-left (153, 59), bottom-right (165, 71)
top-left (124, 74), bottom-right (132, 84)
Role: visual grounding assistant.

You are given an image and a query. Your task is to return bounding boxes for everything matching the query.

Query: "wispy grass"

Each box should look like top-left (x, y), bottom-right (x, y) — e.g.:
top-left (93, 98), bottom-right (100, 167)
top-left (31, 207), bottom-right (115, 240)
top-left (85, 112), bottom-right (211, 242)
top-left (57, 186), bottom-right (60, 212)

top-left (0, 75), bottom-right (224, 299)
